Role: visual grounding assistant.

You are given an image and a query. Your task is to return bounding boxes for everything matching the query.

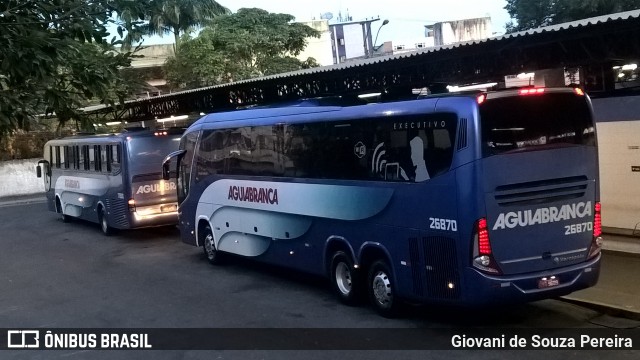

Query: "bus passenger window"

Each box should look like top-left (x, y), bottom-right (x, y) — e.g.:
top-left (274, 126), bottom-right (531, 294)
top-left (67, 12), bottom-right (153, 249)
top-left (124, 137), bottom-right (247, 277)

top-left (93, 145), bottom-right (101, 172)
top-left (102, 146), bottom-right (111, 173)
top-left (51, 146), bottom-right (60, 169)
top-left (76, 146), bottom-right (83, 170)
top-left (65, 146), bottom-right (73, 169)
top-left (59, 146), bottom-right (65, 169)
top-left (88, 145), bottom-right (96, 171)
top-left (111, 145), bottom-right (121, 173)
top-left (82, 145), bottom-right (90, 171)
top-left (195, 130), bottom-right (217, 181)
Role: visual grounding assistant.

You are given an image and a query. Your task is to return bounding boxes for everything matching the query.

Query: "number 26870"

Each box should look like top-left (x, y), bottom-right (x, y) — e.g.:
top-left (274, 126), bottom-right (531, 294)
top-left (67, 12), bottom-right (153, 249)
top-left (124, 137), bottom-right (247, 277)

top-left (429, 218), bottom-right (458, 232)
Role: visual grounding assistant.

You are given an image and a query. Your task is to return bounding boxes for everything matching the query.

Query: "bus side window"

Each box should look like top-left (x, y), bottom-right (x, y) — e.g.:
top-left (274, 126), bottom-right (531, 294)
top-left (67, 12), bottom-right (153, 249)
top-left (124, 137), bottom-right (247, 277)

top-left (60, 146), bottom-right (66, 169)
top-left (82, 145), bottom-right (90, 171)
top-left (66, 146), bottom-right (74, 170)
top-left (88, 145), bottom-right (96, 172)
top-left (93, 145), bottom-right (101, 172)
top-left (111, 144), bottom-right (121, 173)
top-left (75, 146), bottom-right (81, 170)
top-left (54, 146), bottom-right (61, 168)
top-left (102, 145), bottom-right (111, 173)
top-left (195, 129), bottom-right (220, 182)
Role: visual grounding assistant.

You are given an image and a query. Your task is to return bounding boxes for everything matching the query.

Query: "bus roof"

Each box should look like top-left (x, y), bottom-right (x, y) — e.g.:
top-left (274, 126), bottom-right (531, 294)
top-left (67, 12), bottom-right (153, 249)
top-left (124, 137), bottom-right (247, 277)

top-left (189, 97), bottom-right (452, 130)
top-left (187, 87), bottom-right (587, 131)
top-left (45, 128), bottom-right (184, 145)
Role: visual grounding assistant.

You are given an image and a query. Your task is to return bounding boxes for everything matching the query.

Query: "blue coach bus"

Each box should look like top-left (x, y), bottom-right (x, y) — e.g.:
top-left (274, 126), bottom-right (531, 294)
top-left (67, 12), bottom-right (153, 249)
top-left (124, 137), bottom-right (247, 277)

top-left (37, 128), bottom-right (182, 235)
top-left (163, 87), bottom-right (601, 316)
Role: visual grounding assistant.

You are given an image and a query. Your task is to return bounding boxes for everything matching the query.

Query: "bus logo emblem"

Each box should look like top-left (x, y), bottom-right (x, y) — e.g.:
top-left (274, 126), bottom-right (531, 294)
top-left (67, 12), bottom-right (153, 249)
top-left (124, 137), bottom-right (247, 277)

top-left (354, 142), bottom-right (366, 158)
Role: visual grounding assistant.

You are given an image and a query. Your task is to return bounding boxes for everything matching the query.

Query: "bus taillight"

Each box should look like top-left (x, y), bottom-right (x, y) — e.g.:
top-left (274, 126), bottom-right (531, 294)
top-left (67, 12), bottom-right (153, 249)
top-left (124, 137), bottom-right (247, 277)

top-left (472, 218), bottom-right (501, 274)
top-left (588, 202), bottom-right (603, 259)
top-left (593, 202), bottom-right (602, 237)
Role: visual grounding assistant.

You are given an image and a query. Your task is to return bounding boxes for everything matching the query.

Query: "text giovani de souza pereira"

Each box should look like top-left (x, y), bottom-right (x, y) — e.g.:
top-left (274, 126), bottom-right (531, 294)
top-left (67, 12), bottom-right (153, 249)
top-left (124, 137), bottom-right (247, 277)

top-left (451, 334), bottom-right (634, 349)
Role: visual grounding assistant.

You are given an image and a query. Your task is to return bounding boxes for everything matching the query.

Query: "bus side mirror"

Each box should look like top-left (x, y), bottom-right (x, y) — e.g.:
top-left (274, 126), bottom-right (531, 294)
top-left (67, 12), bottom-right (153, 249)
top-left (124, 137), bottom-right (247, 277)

top-left (162, 150), bottom-right (186, 180)
top-left (162, 161), bottom-right (171, 180)
top-left (37, 160), bottom-right (50, 178)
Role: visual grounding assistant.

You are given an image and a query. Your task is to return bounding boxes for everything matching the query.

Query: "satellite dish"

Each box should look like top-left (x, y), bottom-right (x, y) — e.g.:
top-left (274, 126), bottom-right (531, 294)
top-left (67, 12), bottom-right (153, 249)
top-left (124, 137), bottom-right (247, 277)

top-left (321, 12), bottom-right (333, 20)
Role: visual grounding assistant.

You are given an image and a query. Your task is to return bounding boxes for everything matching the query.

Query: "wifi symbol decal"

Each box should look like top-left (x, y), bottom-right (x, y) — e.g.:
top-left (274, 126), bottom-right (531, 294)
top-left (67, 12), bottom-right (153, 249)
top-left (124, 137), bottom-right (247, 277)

top-left (372, 142), bottom-right (387, 174)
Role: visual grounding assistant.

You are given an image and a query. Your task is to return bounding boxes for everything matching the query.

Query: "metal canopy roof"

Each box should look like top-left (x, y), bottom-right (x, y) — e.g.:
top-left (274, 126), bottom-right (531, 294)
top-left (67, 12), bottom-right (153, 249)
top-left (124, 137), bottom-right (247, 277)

top-left (85, 9), bottom-right (640, 121)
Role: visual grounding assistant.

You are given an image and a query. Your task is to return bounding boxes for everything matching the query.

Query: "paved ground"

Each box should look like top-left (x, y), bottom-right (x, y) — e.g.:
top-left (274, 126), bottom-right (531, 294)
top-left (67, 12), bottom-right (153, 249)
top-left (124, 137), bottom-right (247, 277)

top-left (563, 234), bottom-right (640, 319)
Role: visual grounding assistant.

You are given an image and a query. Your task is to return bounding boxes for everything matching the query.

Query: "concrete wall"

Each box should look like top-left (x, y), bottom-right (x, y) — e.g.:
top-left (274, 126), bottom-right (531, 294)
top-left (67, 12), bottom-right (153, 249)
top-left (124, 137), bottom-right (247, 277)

top-left (596, 121), bottom-right (640, 230)
top-left (592, 96), bottom-right (640, 231)
top-left (434, 17), bottom-right (492, 46)
top-left (0, 158), bottom-right (44, 198)
top-left (297, 20), bottom-right (334, 66)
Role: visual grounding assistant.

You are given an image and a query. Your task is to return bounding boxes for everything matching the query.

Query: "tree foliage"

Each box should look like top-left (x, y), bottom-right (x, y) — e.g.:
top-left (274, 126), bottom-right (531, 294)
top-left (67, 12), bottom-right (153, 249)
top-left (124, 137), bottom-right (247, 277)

top-left (165, 8), bottom-right (321, 90)
top-left (0, 0), bottom-right (150, 134)
top-left (120, 0), bottom-right (230, 51)
top-left (505, 0), bottom-right (640, 32)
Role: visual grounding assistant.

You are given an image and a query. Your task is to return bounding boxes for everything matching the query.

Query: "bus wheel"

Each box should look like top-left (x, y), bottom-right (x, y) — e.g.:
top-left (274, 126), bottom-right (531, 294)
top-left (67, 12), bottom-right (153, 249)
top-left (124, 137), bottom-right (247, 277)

top-left (330, 251), bottom-right (363, 305)
top-left (98, 208), bottom-right (112, 236)
top-left (56, 198), bottom-right (69, 223)
top-left (203, 226), bottom-right (222, 265)
top-left (367, 260), bottom-right (401, 317)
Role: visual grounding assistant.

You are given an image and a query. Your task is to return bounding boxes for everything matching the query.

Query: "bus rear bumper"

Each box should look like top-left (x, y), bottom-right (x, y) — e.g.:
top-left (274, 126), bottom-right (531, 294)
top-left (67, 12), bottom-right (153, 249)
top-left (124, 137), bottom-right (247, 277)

top-left (129, 211), bottom-right (179, 228)
top-left (458, 253), bottom-right (601, 306)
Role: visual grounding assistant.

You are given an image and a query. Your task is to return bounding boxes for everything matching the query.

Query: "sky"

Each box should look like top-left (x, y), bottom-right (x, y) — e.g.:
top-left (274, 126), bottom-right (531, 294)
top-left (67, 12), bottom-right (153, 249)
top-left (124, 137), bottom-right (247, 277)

top-left (139, 0), bottom-right (512, 45)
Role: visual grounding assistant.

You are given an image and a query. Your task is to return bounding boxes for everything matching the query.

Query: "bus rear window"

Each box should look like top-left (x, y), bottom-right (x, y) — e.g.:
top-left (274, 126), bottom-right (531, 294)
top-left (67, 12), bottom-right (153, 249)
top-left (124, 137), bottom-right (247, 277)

top-left (480, 93), bottom-right (595, 156)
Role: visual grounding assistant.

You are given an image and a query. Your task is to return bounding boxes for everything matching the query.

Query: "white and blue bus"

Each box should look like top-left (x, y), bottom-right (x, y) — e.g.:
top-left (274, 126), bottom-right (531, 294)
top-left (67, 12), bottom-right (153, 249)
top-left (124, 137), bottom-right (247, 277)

top-left (37, 128), bottom-right (182, 235)
top-left (163, 87), bottom-right (602, 316)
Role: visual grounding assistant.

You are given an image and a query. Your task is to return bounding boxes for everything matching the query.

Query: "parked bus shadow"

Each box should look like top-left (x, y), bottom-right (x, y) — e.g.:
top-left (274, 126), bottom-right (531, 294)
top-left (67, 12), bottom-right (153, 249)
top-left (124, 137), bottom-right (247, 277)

top-left (61, 216), bottom-right (181, 244)
top-left (190, 251), bottom-right (560, 326)
top-left (209, 253), bottom-right (330, 290)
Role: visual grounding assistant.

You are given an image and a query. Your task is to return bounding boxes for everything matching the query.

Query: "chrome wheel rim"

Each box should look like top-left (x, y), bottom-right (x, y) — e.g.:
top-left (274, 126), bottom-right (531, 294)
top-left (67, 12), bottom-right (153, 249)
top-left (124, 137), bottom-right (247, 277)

top-left (101, 215), bottom-right (108, 233)
top-left (372, 270), bottom-right (392, 308)
top-left (204, 234), bottom-right (215, 259)
top-left (335, 262), bottom-right (352, 295)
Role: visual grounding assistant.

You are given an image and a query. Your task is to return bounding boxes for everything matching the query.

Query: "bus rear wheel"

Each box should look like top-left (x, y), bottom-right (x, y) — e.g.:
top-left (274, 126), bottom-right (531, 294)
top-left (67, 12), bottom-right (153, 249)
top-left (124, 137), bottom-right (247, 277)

top-left (367, 260), bottom-right (402, 317)
top-left (202, 226), bottom-right (222, 265)
top-left (98, 208), bottom-right (112, 236)
top-left (330, 251), bottom-right (363, 305)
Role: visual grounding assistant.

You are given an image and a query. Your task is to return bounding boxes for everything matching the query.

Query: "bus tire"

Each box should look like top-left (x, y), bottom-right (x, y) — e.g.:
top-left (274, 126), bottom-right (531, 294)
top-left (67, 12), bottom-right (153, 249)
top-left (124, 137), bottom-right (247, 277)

top-left (98, 208), bottom-right (113, 236)
top-left (56, 198), bottom-right (69, 223)
top-left (367, 260), bottom-right (402, 318)
top-left (330, 251), bottom-right (363, 305)
top-left (202, 226), bottom-right (222, 265)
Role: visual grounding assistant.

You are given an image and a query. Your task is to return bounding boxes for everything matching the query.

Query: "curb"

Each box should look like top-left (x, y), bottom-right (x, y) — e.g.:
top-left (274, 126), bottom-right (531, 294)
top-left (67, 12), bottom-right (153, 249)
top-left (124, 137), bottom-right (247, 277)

top-left (559, 297), bottom-right (640, 321)
top-left (0, 194), bottom-right (46, 208)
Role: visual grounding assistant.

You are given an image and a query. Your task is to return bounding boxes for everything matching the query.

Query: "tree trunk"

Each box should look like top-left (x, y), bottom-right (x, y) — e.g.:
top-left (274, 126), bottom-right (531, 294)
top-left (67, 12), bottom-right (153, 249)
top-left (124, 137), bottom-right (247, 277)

top-left (173, 28), bottom-right (180, 54)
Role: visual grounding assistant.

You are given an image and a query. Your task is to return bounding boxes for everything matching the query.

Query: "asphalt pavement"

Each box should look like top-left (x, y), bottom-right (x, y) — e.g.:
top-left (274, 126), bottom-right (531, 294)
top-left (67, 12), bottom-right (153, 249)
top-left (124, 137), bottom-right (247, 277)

top-left (562, 233), bottom-right (640, 321)
top-left (1, 193), bottom-right (639, 321)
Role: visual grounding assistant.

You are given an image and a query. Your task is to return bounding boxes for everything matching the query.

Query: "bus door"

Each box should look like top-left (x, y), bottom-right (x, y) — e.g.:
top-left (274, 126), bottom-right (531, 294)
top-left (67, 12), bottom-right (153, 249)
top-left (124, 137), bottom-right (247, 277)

top-left (477, 89), bottom-right (600, 276)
